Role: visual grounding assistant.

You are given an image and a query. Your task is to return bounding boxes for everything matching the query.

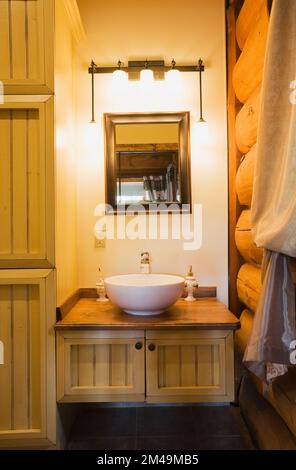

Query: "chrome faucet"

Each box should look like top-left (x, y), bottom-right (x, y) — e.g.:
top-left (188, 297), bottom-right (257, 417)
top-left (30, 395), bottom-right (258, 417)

top-left (140, 252), bottom-right (150, 274)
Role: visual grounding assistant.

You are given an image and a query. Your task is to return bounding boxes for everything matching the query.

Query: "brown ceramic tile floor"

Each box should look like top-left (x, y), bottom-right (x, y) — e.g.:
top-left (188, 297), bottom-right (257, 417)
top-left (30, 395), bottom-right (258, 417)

top-left (66, 404), bottom-right (254, 450)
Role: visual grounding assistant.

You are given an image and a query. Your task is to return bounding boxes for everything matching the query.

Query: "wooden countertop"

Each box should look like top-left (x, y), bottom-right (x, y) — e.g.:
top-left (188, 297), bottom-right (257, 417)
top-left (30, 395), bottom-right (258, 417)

top-left (55, 297), bottom-right (240, 330)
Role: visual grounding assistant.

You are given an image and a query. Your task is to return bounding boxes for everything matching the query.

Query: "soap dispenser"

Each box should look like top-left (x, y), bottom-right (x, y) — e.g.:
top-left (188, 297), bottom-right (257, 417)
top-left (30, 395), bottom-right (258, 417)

top-left (96, 266), bottom-right (109, 302)
top-left (184, 265), bottom-right (198, 301)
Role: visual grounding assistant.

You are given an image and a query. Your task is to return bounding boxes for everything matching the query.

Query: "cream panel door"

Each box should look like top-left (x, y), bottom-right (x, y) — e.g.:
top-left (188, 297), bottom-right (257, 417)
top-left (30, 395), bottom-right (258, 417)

top-left (0, 97), bottom-right (54, 268)
top-left (57, 330), bottom-right (145, 403)
top-left (0, 0), bottom-right (54, 94)
top-left (146, 330), bottom-right (234, 403)
top-left (0, 269), bottom-right (56, 446)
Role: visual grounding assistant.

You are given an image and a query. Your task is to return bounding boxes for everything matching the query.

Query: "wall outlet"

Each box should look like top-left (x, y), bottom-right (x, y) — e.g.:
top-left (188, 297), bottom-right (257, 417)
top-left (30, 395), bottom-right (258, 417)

top-left (95, 237), bottom-right (106, 248)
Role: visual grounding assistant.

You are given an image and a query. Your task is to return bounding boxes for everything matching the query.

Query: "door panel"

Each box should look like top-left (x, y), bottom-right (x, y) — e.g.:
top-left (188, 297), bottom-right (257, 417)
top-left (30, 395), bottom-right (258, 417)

top-left (57, 330), bottom-right (145, 402)
top-left (0, 0), bottom-right (54, 93)
top-left (146, 330), bottom-right (234, 403)
top-left (0, 269), bottom-right (56, 445)
top-left (0, 99), bottom-right (54, 268)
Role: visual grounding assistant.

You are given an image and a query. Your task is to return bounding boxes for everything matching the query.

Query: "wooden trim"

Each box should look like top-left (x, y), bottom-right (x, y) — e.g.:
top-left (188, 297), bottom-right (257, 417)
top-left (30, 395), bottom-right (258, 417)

top-left (55, 298), bottom-right (241, 331)
top-left (62, 0), bottom-right (86, 44)
top-left (226, 1), bottom-right (243, 315)
top-left (0, 260), bottom-right (54, 269)
top-left (146, 395), bottom-right (233, 404)
top-left (45, 96), bottom-right (55, 266)
top-left (60, 330), bottom-right (145, 339)
top-left (146, 329), bottom-right (231, 340)
top-left (0, 436), bottom-right (54, 448)
top-left (44, 0), bottom-right (54, 94)
top-left (0, 269), bottom-right (52, 280)
top-left (58, 394), bottom-right (145, 404)
top-left (79, 286), bottom-right (217, 299)
top-left (3, 95), bottom-right (53, 103)
top-left (56, 289), bottom-right (81, 320)
top-left (57, 286), bottom-right (218, 319)
top-left (225, 331), bottom-right (235, 401)
top-left (45, 269), bottom-right (56, 444)
top-left (79, 287), bottom-right (217, 300)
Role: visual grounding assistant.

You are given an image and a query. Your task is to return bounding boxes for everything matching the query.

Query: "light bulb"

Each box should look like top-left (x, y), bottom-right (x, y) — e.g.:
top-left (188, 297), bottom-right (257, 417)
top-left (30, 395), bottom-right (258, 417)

top-left (112, 69), bottom-right (127, 83)
top-left (165, 68), bottom-right (180, 89)
top-left (166, 68), bottom-right (180, 80)
top-left (195, 119), bottom-right (209, 144)
top-left (140, 68), bottom-right (153, 83)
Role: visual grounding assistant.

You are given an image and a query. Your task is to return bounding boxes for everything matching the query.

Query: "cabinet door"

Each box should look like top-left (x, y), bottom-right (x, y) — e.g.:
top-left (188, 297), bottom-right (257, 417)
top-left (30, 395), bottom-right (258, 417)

top-left (0, 98), bottom-right (54, 268)
top-left (0, 0), bottom-right (54, 94)
top-left (0, 269), bottom-right (56, 447)
top-left (57, 330), bottom-right (145, 403)
top-left (146, 330), bottom-right (234, 403)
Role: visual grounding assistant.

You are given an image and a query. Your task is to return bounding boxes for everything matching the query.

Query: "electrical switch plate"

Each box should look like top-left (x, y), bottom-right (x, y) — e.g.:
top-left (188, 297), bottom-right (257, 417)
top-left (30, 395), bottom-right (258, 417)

top-left (95, 237), bottom-right (106, 248)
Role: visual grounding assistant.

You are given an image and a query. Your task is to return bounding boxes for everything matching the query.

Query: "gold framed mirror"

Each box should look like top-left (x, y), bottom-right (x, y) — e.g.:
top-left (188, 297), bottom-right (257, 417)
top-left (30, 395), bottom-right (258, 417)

top-left (104, 112), bottom-right (191, 213)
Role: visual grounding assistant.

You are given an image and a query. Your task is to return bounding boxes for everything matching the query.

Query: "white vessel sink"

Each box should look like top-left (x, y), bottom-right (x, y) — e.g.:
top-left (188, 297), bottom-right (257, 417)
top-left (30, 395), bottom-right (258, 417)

top-left (104, 274), bottom-right (184, 316)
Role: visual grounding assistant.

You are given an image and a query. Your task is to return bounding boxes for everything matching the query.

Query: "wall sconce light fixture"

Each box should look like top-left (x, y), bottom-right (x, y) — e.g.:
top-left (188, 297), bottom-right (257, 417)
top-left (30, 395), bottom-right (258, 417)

top-left (89, 58), bottom-right (205, 122)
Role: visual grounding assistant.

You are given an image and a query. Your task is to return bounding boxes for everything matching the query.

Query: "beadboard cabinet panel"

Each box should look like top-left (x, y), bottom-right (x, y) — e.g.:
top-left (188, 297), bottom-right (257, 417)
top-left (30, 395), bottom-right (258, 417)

top-left (0, 98), bottom-right (54, 268)
top-left (0, 0), bottom-right (54, 94)
top-left (146, 330), bottom-right (234, 403)
top-left (57, 330), bottom-right (146, 403)
top-left (0, 269), bottom-right (56, 446)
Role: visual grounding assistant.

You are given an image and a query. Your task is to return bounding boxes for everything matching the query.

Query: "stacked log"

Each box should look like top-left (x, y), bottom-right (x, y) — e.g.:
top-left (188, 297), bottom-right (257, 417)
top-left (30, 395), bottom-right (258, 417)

top-left (233, 1), bottom-right (269, 103)
top-left (233, 1), bottom-right (269, 326)
top-left (235, 210), bottom-right (263, 266)
top-left (227, 0), bottom-right (269, 340)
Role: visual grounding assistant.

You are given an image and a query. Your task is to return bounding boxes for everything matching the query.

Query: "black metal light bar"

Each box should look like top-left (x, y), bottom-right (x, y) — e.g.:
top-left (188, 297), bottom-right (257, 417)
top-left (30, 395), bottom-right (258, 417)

top-left (88, 59), bottom-right (205, 74)
top-left (89, 59), bottom-right (205, 122)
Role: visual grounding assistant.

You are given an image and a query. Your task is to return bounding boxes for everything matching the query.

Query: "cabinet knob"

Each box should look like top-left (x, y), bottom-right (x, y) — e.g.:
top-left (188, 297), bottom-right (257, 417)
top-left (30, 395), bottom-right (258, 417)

top-left (135, 341), bottom-right (143, 350)
top-left (148, 343), bottom-right (155, 351)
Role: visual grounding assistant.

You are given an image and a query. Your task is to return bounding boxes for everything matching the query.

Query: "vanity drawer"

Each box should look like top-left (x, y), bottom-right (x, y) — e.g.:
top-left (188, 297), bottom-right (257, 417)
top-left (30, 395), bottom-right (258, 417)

top-left (56, 330), bottom-right (145, 403)
top-left (145, 330), bottom-right (234, 403)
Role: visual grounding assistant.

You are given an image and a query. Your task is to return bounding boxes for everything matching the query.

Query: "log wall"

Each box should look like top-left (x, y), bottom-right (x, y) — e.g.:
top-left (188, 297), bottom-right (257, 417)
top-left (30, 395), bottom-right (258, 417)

top-left (228, 1), bottom-right (296, 447)
top-left (227, 0), bottom-right (269, 316)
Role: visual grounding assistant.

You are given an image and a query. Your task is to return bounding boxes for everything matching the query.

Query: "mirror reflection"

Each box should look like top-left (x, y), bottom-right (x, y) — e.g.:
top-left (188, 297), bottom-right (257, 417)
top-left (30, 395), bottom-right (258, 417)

top-left (115, 123), bottom-right (180, 205)
top-left (104, 112), bottom-right (191, 213)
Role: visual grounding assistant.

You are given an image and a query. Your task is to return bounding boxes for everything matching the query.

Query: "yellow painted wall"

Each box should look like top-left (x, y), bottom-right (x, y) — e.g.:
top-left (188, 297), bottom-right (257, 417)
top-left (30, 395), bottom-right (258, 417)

top-left (55, 0), bottom-right (78, 305)
top-left (74, 0), bottom-right (229, 304)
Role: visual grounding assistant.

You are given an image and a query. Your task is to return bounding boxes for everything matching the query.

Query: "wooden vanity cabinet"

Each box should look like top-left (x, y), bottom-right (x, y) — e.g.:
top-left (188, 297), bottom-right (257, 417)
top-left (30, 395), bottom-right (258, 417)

top-left (56, 297), bottom-right (238, 404)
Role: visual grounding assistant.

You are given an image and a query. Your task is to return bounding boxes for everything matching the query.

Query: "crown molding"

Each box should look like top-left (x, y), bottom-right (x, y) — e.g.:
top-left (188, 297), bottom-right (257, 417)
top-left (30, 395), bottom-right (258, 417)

top-left (62, 0), bottom-right (86, 44)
